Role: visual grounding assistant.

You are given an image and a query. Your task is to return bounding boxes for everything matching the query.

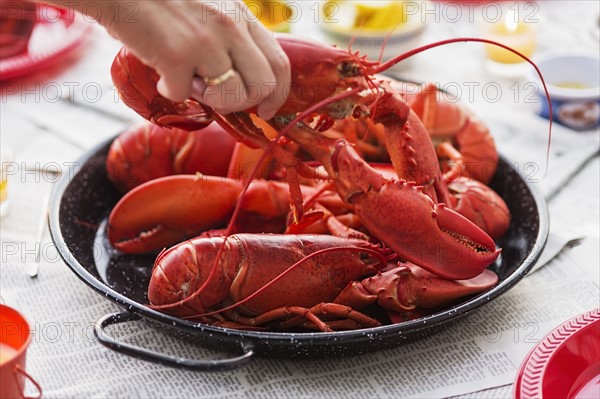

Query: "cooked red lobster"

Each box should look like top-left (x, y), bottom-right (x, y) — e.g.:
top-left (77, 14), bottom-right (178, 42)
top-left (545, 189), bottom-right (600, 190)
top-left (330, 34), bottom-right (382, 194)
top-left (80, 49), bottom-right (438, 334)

top-left (106, 34), bottom-right (550, 331)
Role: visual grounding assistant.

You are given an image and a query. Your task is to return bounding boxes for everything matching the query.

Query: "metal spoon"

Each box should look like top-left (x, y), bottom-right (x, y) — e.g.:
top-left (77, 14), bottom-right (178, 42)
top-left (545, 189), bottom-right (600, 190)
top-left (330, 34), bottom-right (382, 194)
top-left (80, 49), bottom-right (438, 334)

top-left (26, 188), bottom-right (51, 278)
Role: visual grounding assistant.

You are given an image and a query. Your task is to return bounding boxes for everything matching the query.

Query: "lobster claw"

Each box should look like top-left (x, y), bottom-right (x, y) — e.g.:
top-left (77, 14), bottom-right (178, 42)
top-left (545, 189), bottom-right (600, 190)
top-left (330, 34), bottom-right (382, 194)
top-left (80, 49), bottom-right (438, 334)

top-left (107, 175), bottom-right (243, 254)
top-left (107, 175), bottom-right (302, 254)
top-left (334, 262), bottom-right (499, 312)
top-left (332, 141), bottom-right (500, 280)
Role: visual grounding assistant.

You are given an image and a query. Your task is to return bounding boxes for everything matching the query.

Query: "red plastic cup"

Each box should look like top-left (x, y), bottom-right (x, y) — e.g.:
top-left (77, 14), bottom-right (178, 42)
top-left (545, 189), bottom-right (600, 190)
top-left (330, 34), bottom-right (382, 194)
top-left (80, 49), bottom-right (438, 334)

top-left (0, 1), bottom-right (37, 59)
top-left (0, 305), bottom-right (41, 399)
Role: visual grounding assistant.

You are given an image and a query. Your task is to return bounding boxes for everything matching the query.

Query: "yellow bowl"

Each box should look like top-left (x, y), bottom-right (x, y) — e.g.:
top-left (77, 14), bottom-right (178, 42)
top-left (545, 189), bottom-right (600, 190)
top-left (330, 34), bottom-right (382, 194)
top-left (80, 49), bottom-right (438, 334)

top-left (320, 1), bottom-right (427, 70)
top-left (244, 1), bottom-right (293, 33)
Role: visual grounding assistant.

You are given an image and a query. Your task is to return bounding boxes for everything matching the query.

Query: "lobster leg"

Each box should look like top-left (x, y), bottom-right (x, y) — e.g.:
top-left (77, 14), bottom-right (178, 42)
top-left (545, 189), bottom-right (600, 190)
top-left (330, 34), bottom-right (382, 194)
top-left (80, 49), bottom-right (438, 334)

top-left (282, 183), bottom-right (366, 238)
top-left (284, 303), bottom-right (382, 330)
top-left (222, 302), bottom-right (382, 332)
top-left (223, 305), bottom-right (336, 332)
top-left (277, 303), bottom-right (381, 331)
top-left (436, 142), bottom-right (465, 183)
top-left (219, 111), bottom-right (333, 224)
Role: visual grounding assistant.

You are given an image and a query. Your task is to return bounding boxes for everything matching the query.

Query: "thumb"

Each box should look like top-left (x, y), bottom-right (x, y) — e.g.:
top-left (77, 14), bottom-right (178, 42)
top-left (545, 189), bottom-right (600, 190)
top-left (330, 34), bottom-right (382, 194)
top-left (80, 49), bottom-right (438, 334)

top-left (156, 65), bottom-right (194, 102)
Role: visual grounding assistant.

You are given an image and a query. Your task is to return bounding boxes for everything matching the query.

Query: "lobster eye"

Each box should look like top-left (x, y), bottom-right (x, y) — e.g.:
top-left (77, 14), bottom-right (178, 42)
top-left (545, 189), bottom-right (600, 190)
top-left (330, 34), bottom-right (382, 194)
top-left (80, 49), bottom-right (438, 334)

top-left (338, 61), bottom-right (361, 78)
top-left (359, 252), bottom-right (372, 262)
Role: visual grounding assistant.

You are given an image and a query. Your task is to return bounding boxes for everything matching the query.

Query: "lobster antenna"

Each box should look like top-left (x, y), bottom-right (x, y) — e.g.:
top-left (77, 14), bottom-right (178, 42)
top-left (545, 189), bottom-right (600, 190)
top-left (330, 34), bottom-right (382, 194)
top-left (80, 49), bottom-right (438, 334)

top-left (299, 182), bottom-right (334, 211)
top-left (348, 11), bottom-right (369, 53)
top-left (367, 16), bottom-right (402, 102)
top-left (375, 37), bottom-right (553, 177)
top-left (377, 21), bottom-right (401, 67)
top-left (348, 25), bottom-right (361, 52)
top-left (188, 245), bottom-right (389, 318)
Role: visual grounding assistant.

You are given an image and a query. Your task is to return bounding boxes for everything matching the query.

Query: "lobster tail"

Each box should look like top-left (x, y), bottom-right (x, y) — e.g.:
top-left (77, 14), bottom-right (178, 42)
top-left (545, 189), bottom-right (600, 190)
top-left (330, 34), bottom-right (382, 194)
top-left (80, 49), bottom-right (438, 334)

top-left (148, 235), bottom-right (387, 320)
top-left (148, 237), bottom-right (240, 317)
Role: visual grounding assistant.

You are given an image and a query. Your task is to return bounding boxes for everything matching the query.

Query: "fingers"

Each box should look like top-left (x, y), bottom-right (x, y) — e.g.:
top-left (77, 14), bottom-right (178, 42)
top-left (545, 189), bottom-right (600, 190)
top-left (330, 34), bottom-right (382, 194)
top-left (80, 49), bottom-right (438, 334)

top-left (192, 26), bottom-right (272, 113)
top-left (247, 22), bottom-right (291, 119)
top-left (156, 65), bottom-right (195, 102)
top-left (191, 24), bottom-right (290, 117)
top-left (148, 1), bottom-right (290, 117)
top-left (191, 71), bottom-right (247, 113)
top-left (228, 29), bottom-right (277, 113)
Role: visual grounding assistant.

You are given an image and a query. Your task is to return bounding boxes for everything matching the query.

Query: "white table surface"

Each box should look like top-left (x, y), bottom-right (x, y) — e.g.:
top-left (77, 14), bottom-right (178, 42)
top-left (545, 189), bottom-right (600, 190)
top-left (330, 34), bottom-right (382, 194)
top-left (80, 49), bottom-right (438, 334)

top-left (1, 1), bottom-right (599, 398)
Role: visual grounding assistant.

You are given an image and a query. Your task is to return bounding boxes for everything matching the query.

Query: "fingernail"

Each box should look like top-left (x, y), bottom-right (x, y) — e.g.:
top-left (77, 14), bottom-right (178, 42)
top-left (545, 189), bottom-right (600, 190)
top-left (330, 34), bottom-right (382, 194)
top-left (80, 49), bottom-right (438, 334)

top-left (257, 105), bottom-right (276, 120)
top-left (191, 77), bottom-right (207, 97)
top-left (157, 78), bottom-right (187, 102)
top-left (156, 79), bottom-right (170, 98)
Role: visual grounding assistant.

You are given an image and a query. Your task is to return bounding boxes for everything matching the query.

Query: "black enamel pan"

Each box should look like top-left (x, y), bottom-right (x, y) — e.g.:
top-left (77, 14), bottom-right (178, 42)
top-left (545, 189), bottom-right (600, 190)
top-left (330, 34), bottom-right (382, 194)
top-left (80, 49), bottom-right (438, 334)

top-left (48, 136), bottom-right (549, 371)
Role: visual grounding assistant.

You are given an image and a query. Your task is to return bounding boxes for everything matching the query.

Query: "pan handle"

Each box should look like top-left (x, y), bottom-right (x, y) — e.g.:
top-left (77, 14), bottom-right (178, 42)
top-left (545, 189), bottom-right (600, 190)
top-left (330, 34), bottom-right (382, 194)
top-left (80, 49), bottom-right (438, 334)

top-left (94, 311), bottom-right (254, 371)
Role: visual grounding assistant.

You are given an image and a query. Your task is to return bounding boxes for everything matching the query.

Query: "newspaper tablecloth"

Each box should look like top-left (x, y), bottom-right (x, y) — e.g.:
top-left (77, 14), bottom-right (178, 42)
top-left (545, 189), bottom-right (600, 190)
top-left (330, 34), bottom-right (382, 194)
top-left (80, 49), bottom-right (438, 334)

top-left (1, 1), bottom-right (599, 398)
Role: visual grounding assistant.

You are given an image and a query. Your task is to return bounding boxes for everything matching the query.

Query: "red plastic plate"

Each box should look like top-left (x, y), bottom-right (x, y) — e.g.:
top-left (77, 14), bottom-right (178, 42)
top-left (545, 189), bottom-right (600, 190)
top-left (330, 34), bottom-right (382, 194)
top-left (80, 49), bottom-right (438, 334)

top-left (514, 308), bottom-right (600, 399)
top-left (0, 5), bottom-right (91, 80)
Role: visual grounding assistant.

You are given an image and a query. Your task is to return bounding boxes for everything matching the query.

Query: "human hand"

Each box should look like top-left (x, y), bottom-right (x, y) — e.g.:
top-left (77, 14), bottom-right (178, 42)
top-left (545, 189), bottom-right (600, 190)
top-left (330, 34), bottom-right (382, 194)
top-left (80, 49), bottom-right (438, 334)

top-left (51, 0), bottom-right (291, 119)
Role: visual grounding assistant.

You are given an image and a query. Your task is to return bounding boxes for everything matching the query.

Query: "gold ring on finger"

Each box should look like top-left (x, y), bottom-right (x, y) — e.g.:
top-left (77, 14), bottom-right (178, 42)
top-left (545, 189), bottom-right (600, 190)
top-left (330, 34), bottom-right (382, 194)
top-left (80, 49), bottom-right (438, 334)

top-left (201, 68), bottom-right (236, 85)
